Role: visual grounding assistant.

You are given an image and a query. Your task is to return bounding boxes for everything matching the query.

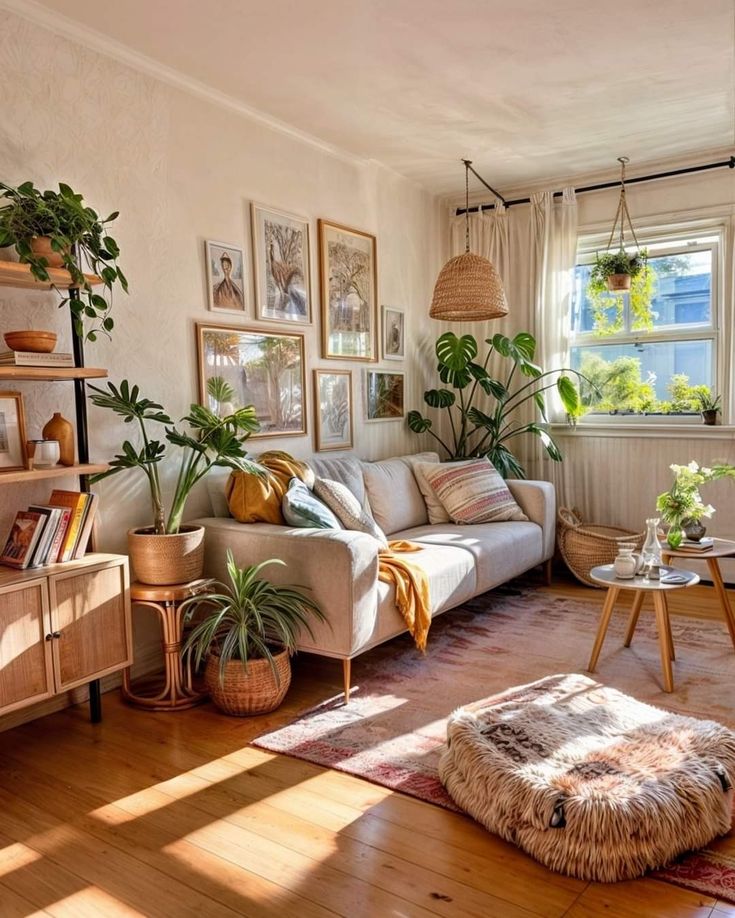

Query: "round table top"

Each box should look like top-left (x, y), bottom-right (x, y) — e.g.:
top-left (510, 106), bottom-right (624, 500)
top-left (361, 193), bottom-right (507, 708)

top-left (590, 564), bottom-right (700, 591)
top-left (661, 537), bottom-right (735, 559)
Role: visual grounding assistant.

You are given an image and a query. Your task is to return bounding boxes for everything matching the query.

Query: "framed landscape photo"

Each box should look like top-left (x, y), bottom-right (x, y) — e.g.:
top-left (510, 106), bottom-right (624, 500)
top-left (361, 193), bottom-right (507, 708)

top-left (382, 305), bottom-right (405, 360)
top-left (205, 240), bottom-right (247, 314)
top-left (0, 391), bottom-right (27, 472)
top-left (318, 219), bottom-right (377, 361)
top-left (196, 323), bottom-right (306, 438)
top-left (313, 369), bottom-right (353, 451)
top-left (364, 370), bottom-right (405, 422)
top-left (251, 203), bottom-right (311, 324)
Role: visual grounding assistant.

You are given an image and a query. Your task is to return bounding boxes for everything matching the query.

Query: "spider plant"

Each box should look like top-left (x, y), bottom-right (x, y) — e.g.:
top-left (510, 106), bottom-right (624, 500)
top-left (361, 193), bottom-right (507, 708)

top-left (181, 550), bottom-right (325, 685)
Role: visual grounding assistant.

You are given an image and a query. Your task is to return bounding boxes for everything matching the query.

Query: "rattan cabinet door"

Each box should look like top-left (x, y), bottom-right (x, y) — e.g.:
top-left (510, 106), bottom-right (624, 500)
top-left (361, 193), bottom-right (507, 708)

top-left (0, 578), bottom-right (55, 714)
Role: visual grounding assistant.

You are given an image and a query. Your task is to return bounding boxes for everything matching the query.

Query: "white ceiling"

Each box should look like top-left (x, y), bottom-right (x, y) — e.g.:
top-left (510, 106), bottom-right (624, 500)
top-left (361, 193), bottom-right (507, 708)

top-left (24, 0), bottom-right (735, 196)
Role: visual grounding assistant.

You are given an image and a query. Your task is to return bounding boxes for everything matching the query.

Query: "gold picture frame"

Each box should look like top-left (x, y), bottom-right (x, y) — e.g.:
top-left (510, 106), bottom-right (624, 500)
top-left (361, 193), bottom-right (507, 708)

top-left (196, 322), bottom-right (307, 439)
top-left (0, 391), bottom-right (28, 472)
top-left (313, 369), bottom-right (353, 452)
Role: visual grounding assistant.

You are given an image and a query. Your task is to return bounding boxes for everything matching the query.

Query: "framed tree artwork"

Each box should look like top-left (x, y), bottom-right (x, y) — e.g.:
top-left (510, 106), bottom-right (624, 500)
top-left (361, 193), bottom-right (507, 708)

top-left (0, 391), bottom-right (27, 471)
top-left (364, 370), bottom-right (405, 421)
top-left (382, 305), bottom-right (405, 360)
top-left (205, 240), bottom-right (247, 314)
top-left (196, 322), bottom-right (306, 438)
top-left (251, 203), bottom-right (311, 324)
top-left (318, 219), bottom-right (377, 361)
top-left (313, 369), bottom-right (353, 451)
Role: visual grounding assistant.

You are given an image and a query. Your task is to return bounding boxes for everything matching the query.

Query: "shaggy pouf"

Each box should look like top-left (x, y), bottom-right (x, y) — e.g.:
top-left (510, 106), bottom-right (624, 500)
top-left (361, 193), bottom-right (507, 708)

top-left (439, 673), bottom-right (735, 883)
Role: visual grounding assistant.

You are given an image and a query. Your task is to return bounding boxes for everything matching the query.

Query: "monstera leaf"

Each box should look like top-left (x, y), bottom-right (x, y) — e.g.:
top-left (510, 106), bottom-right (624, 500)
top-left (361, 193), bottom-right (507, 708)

top-left (407, 410), bottom-right (432, 433)
top-left (435, 333), bottom-right (478, 388)
top-left (424, 389), bottom-right (456, 409)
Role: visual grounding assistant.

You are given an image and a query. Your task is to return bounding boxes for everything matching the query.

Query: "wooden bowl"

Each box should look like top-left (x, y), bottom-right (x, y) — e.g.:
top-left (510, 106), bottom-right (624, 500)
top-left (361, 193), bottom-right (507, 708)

top-left (3, 330), bottom-right (58, 353)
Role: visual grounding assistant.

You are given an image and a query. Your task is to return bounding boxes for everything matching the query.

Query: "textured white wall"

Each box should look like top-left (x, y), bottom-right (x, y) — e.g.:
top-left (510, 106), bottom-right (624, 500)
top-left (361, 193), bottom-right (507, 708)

top-left (0, 11), bottom-right (444, 552)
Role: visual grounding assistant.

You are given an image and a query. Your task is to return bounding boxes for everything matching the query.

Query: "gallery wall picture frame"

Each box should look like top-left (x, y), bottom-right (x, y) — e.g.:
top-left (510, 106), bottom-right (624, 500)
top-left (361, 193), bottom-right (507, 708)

top-left (313, 369), bottom-right (353, 452)
top-left (196, 322), bottom-right (307, 439)
top-left (318, 219), bottom-right (378, 362)
top-left (382, 305), bottom-right (405, 360)
top-left (0, 391), bottom-right (28, 472)
top-left (205, 240), bottom-right (248, 315)
top-left (364, 370), bottom-right (405, 422)
top-left (251, 203), bottom-right (312, 325)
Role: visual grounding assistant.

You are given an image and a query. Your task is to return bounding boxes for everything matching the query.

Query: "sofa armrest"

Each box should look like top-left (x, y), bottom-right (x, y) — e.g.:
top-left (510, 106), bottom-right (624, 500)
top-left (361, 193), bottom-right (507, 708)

top-left (505, 480), bottom-right (556, 561)
top-left (192, 518), bottom-right (380, 658)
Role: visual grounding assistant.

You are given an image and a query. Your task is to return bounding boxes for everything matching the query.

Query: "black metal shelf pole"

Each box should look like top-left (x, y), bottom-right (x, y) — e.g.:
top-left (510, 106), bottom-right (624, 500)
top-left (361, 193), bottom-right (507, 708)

top-left (68, 281), bottom-right (102, 724)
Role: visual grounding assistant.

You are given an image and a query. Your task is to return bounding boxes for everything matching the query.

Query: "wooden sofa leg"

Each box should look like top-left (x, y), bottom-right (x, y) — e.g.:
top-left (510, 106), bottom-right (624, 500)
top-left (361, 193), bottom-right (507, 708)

top-left (543, 558), bottom-right (553, 586)
top-left (343, 659), bottom-right (351, 703)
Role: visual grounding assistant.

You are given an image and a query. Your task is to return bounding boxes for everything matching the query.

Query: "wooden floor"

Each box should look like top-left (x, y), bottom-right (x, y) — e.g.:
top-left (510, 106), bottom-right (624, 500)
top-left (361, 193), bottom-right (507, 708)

top-left (1, 570), bottom-right (734, 918)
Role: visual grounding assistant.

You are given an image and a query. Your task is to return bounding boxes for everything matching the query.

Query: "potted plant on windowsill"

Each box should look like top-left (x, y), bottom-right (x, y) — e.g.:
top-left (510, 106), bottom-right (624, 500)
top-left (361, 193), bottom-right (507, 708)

top-left (0, 181), bottom-right (127, 341)
top-left (694, 391), bottom-right (721, 426)
top-left (181, 550), bottom-right (325, 716)
top-left (89, 380), bottom-right (262, 585)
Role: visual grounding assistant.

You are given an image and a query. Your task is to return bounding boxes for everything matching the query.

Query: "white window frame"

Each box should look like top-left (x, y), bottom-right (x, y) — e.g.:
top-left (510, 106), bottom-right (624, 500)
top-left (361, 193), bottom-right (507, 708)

top-left (570, 221), bottom-right (725, 426)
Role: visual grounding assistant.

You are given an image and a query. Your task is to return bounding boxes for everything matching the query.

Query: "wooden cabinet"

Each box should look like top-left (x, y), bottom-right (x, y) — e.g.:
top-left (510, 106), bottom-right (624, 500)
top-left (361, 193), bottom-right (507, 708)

top-left (0, 555), bottom-right (132, 717)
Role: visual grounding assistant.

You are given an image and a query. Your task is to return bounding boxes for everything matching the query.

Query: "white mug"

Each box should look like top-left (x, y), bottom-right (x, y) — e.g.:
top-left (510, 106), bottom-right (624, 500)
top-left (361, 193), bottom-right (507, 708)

top-left (34, 439), bottom-right (61, 468)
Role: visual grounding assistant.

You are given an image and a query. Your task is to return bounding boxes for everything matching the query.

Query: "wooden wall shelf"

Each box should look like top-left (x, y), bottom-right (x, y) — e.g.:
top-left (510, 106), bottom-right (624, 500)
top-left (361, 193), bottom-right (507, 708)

top-left (0, 261), bottom-right (102, 290)
top-left (0, 366), bottom-right (108, 381)
top-left (0, 463), bottom-right (108, 485)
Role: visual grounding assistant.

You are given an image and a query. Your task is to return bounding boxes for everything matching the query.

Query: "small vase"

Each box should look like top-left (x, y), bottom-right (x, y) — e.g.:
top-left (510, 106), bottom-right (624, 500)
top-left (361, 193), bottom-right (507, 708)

top-left (683, 519), bottom-right (706, 542)
top-left (641, 517), bottom-right (663, 566)
top-left (42, 412), bottom-right (74, 466)
top-left (666, 526), bottom-right (685, 550)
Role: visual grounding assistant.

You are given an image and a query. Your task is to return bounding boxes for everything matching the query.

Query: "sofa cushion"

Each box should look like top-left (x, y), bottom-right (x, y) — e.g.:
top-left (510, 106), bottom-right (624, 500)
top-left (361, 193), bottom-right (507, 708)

top-left (314, 478), bottom-right (389, 548)
top-left (362, 451), bottom-right (438, 535)
top-left (308, 455), bottom-right (370, 512)
top-left (282, 478), bottom-right (342, 529)
top-left (395, 522), bottom-right (544, 594)
top-left (415, 459), bottom-right (527, 524)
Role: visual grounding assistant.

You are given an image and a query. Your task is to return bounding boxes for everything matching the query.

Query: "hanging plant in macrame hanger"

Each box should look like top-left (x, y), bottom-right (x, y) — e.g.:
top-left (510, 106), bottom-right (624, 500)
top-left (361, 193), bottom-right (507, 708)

top-left (587, 157), bottom-right (655, 335)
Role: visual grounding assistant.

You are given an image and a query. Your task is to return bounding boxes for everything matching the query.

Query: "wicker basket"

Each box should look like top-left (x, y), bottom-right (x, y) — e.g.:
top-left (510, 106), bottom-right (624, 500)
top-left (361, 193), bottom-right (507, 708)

top-left (204, 649), bottom-right (291, 716)
top-left (127, 525), bottom-right (205, 585)
top-left (557, 507), bottom-right (645, 588)
top-left (429, 252), bottom-right (508, 321)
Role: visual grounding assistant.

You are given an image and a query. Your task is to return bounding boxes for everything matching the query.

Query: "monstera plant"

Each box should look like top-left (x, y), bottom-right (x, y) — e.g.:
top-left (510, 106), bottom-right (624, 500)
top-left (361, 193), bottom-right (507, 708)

top-left (408, 331), bottom-right (585, 478)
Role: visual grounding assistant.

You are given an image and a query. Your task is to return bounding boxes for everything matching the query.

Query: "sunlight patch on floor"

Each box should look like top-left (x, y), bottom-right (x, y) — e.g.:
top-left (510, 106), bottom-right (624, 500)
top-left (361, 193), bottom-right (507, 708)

top-left (47, 886), bottom-right (144, 916)
top-left (0, 841), bottom-right (41, 876)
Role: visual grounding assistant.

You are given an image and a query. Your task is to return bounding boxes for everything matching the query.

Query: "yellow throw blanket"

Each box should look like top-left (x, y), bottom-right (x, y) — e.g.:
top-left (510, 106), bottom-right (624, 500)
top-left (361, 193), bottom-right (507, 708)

top-left (378, 540), bottom-right (431, 652)
top-left (226, 450), bottom-right (314, 524)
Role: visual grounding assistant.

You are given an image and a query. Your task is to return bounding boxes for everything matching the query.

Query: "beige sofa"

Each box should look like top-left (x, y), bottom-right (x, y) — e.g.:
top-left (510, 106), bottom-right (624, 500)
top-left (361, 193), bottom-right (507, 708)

top-left (194, 451), bottom-right (555, 700)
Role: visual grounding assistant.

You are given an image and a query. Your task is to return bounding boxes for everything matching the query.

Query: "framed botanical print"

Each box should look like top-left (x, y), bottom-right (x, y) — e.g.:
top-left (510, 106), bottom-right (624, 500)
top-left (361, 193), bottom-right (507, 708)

top-left (251, 203), bottom-right (311, 324)
top-left (318, 219), bottom-right (377, 361)
top-left (382, 305), bottom-right (405, 360)
top-left (196, 322), bottom-right (306, 438)
top-left (0, 391), bottom-right (27, 472)
top-left (205, 240), bottom-right (247, 314)
top-left (364, 370), bottom-right (405, 422)
top-left (313, 369), bottom-right (353, 451)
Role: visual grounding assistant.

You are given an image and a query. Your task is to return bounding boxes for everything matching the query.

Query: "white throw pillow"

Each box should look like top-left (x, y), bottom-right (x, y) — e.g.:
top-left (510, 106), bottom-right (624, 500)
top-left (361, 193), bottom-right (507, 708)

top-left (314, 478), bottom-right (389, 548)
top-left (414, 459), bottom-right (528, 525)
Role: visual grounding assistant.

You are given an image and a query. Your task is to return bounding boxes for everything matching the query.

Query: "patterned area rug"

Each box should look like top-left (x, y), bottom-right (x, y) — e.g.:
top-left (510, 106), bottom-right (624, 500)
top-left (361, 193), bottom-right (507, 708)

top-left (253, 586), bottom-right (735, 902)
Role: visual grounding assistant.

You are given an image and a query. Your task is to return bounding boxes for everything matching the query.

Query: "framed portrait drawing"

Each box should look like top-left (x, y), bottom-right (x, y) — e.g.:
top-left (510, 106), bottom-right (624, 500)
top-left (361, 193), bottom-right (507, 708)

top-left (364, 370), bottom-right (405, 422)
top-left (0, 391), bottom-right (27, 472)
top-left (205, 240), bottom-right (247, 314)
top-left (318, 219), bottom-right (377, 361)
top-left (196, 323), bottom-right (306, 438)
top-left (313, 369), bottom-right (353, 452)
top-left (251, 203), bottom-right (311, 324)
top-left (382, 305), bottom-right (405, 360)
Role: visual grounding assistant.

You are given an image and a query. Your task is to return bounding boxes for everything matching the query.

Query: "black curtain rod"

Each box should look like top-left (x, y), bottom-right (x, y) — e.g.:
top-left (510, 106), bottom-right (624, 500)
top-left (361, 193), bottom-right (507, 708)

top-left (455, 155), bottom-right (735, 215)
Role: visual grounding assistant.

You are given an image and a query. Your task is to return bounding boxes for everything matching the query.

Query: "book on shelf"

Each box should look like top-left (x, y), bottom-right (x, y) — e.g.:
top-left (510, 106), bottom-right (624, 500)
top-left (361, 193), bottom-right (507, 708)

top-left (675, 537), bottom-right (714, 553)
top-left (48, 489), bottom-right (97, 559)
top-left (0, 350), bottom-right (75, 367)
top-left (27, 505), bottom-right (64, 567)
top-left (0, 511), bottom-right (47, 569)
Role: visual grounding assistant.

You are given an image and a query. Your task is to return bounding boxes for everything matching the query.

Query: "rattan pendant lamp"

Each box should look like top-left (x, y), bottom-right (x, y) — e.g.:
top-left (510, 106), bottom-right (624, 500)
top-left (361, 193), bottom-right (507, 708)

top-left (430, 159), bottom-right (508, 321)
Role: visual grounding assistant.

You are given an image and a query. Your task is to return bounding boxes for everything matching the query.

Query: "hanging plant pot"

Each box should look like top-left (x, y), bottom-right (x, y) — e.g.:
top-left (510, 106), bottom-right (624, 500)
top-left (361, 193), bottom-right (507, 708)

top-left (606, 273), bottom-right (632, 292)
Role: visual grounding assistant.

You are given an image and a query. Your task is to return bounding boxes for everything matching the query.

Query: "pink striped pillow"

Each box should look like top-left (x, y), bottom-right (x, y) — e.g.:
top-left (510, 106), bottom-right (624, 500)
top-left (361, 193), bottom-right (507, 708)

top-left (416, 459), bottom-right (528, 524)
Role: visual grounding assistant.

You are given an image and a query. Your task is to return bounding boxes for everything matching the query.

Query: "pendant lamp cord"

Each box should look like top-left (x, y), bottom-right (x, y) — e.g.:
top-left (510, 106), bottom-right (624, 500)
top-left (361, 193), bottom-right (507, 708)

top-left (464, 160), bottom-right (471, 254)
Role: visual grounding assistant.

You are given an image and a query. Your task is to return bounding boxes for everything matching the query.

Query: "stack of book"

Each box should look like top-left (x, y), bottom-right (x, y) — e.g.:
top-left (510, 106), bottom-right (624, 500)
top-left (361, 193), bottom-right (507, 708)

top-left (0, 350), bottom-right (75, 367)
top-left (674, 537), bottom-right (714, 553)
top-left (0, 490), bottom-right (98, 570)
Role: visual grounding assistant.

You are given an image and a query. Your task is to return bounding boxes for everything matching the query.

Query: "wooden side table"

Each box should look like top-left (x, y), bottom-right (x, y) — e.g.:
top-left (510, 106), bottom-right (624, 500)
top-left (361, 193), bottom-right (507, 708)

top-left (588, 564), bottom-right (699, 692)
top-left (122, 579), bottom-right (213, 711)
top-left (662, 538), bottom-right (735, 650)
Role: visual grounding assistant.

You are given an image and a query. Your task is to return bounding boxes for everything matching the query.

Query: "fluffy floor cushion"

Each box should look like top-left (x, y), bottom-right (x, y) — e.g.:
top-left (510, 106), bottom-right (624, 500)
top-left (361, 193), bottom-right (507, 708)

top-left (439, 673), bottom-right (735, 882)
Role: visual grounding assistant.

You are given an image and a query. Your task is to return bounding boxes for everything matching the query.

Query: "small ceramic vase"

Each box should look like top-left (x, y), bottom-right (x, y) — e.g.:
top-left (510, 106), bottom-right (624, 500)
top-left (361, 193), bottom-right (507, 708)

top-left (683, 518), bottom-right (706, 542)
top-left (613, 543), bottom-right (643, 579)
top-left (34, 439), bottom-right (60, 468)
top-left (42, 412), bottom-right (74, 466)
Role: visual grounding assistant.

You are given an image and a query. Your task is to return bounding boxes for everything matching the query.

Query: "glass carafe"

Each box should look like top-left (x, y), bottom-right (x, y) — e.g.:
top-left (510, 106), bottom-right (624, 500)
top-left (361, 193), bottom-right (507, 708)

top-left (641, 517), bottom-right (663, 567)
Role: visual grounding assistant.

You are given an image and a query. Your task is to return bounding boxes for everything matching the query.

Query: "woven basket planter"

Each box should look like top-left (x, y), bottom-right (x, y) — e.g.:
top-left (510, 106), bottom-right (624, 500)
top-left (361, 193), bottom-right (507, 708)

top-left (204, 649), bottom-right (292, 716)
top-left (557, 507), bottom-right (644, 588)
top-left (127, 524), bottom-right (205, 585)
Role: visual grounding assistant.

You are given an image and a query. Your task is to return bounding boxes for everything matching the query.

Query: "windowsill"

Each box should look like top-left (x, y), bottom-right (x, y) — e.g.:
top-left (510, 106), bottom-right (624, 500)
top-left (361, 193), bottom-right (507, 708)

top-left (551, 421), bottom-right (735, 438)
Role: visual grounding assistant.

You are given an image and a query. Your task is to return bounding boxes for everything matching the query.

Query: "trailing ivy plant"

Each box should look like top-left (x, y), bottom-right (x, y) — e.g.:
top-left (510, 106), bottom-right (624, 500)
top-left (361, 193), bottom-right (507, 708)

top-left (587, 248), bottom-right (655, 336)
top-left (407, 331), bottom-right (586, 479)
top-left (0, 181), bottom-right (127, 341)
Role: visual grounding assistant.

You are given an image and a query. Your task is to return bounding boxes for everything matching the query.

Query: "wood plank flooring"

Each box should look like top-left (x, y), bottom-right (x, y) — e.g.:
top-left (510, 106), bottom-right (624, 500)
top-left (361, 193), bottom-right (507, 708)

top-left (0, 568), bottom-right (733, 917)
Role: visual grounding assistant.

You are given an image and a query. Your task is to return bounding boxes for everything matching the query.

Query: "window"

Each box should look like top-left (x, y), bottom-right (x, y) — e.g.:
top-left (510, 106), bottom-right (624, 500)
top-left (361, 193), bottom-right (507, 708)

top-left (570, 229), bottom-right (720, 419)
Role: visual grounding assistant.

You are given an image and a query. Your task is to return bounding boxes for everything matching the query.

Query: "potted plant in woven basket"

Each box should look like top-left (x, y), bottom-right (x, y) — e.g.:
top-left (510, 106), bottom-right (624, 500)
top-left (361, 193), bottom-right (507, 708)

top-left (180, 550), bottom-right (325, 715)
top-left (89, 380), bottom-right (262, 585)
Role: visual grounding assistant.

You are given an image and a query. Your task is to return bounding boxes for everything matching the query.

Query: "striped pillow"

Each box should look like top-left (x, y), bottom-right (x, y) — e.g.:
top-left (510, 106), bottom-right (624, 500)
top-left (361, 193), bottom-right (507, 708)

top-left (415, 459), bottom-right (528, 524)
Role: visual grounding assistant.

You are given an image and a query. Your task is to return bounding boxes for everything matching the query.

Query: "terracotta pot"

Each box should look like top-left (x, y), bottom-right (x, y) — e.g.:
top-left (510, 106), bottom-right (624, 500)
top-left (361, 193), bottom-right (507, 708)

top-left (702, 409), bottom-right (718, 426)
top-left (42, 412), bottom-right (74, 466)
top-left (606, 273), bottom-right (632, 292)
top-left (204, 649), bottom-right (291, 716)
top-left (30, 235), bottom-right (65, 268)
top-left (127, 524), bottom-right (205, 585)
